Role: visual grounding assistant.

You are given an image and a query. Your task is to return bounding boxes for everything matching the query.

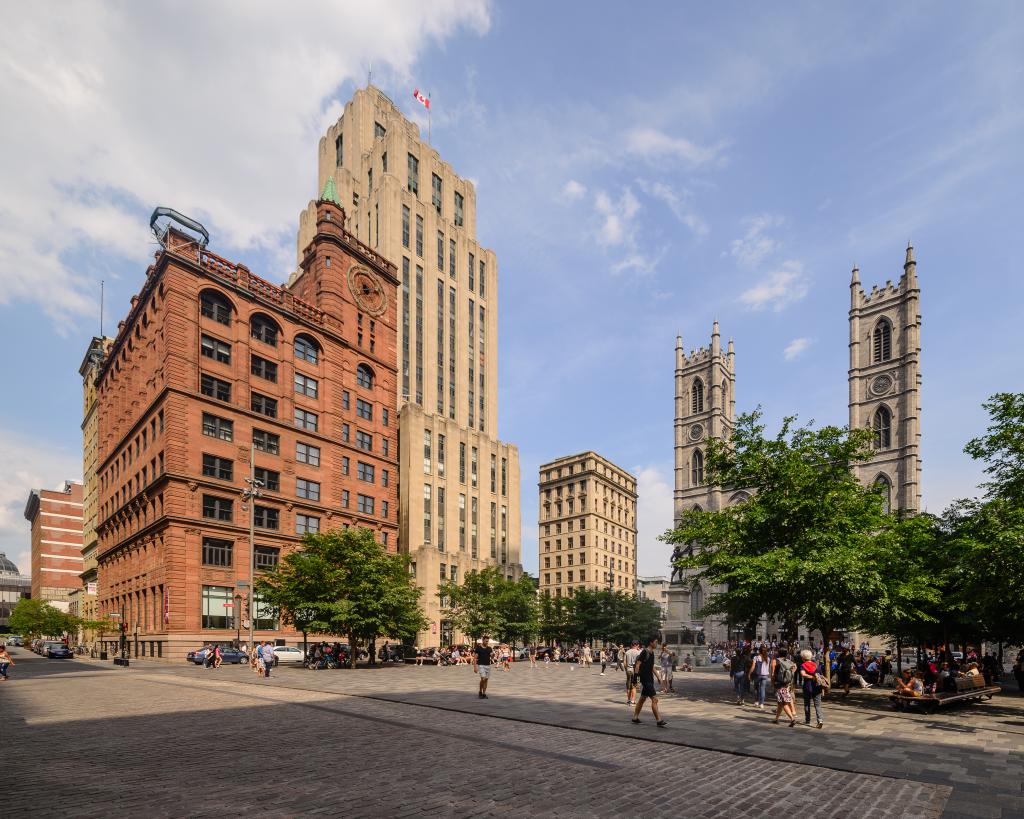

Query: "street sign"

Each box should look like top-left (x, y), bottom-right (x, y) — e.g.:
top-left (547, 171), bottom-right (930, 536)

top-left (223, 603), bottom-right (234, 608)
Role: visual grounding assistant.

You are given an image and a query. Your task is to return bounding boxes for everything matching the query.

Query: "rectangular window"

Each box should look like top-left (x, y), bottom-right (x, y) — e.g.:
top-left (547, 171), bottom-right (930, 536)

top-left (254, 505), bottom-right (279, 530)
top-left (252, 429), bottom-right (279, 454)
top-left (200, 373), bottom-right (231, 402)
top-left (471, 447), bottom-right (478, 488)
top-left (401, 258), bottom-right (410, 400)
top-left (449, 239), bottom-right (456, 278)
top-left (454, 191), bottom-right (464, 227)
top-left (383, 438), bottom-right (389, 457)
top-left (437, 486), bottom-right (446, 552)
top-left (251, 392), bottom-right (277, 418)
top-left (424, 484), bottom-right (432, 544)
top-left (254, 467), bottom-right (280, 492)
top-left (432, 173), bottom-right (442, 214)
top-left (471, 497), bottom-right (478, 558)
top-left (468, 252), bottom-right (475, 291)
top-left (423, 429), bottom-right (432, 474)
top-left (437, 433), bottom-right (446, 478)
top-left (342, 456), bottom-right (350, 476)
top-left (342, 423), bottom-right (350, 442)
top-left (201, 294), bottom-right (231, 325)
top-left (381, 468), bottom-right (389, 487)
top-left (480, 259), bottom-right (486, 298)
top-left (202, 537), bottom-right (232, 568)
top-left (254, 545), bottom-right (279, 571)
top-left (490, 454), bottom-right (497, 493)
top-left (294, 408), bottom-right (318, 432)
top-left (201, 335), bottom-right (231, 364)
top-left (402, 205), bottom-right (410, 248)
top-left (382, 408), bottom-right (389, 427)
top-left (250, 354), bottom-right (277, 383)
top-left (296, 514), bottom-right (320, 535)
top-left (294, 373), bottom-right (318, 398)
top-left (202, 494), bottom-right (233, 522)
top-left (357, 461), bottom-right (375, 483)
top-left (357, 494), bottom-right (375, 515)
top-left (407, 152), bottom-right (419, 195)
top-left (201, 585), bottom-right (233, 629)
top-left (459, 493), bottom-right (466, 550)
top-left (356, 430), bottom-right (372, 451)
top-left (459, 442), bottom-right (466, 483)
top-left (382, 500), bottom-right (389, 518)
top-left (296, 478), bottom-right (320, 501)
top-left (440, 563), bottom-right (446, 582)
top-left (501, 458), bottom-right (507, 496)
top-left (335, 133), bottom-right (343, 166)
top-left (449, 286), bottom-right (456, 419)
top-left (374, 121), bottom-right (386, 139)
top-left (437, 230), bottom-right (444, 270)
top-left (356, 398), bottom-right (372, 420)
top-left (415, 215), bottom-right (423, 257)
top-left (201, 454), bottom-right (233, 481)
top-left (296, 442), bottom-right (320, 467)
top-left (490, 502), bottom-right (497, 558)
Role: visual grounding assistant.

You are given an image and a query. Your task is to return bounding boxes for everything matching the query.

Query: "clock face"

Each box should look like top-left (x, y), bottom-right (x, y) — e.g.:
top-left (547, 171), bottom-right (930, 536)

top-left (347, 267), bottom-right (387, 316)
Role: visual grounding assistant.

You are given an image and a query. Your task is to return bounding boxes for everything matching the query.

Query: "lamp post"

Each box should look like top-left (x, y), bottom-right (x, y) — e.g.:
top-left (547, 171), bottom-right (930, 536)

top-left (241, 443), bottom-right (264, 655)
top-left (233, 594), bottom-right (242, 648)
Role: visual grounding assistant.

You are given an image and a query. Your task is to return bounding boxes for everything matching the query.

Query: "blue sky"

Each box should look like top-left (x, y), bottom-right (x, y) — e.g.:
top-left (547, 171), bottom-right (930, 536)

top-left (1, 2), bottom-right (1021, 579)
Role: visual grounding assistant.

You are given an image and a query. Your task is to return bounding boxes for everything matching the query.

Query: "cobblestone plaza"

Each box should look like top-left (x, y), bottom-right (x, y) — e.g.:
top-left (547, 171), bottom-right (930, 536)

top-left (4, 649), bottom-right (1022, 817)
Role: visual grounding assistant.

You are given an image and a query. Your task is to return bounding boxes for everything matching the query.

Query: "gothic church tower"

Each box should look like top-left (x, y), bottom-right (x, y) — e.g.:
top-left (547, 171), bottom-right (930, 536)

top-left (848, 245), bottom-right (922, 513)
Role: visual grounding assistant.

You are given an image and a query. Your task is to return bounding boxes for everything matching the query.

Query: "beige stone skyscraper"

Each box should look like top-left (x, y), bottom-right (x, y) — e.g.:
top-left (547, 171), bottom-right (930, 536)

top-left (537, 452), bottom-right (637, 599)
top-left (295, 86), bottom-right (522, 645)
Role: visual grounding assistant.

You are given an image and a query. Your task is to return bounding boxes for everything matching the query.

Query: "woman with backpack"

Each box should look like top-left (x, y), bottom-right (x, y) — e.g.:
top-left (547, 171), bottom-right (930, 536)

top-left (770, 649), bottom-right (797, 726)
top-left (798, 649), bottom-right (825, 728)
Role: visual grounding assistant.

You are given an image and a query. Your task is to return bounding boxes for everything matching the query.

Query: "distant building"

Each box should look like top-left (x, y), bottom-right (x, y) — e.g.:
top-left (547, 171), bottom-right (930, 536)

top-left (0, 553), bottom-right (31, 630)
top-left (636, 575), bottom-right (670, 615)
top-left (24, 482), bottom-right (84, 611)
top-left (537, 452), bottom-right (637, 599)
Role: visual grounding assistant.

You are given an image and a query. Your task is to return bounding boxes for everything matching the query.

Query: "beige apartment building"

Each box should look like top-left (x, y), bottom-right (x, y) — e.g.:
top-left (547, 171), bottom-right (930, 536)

top-left (295, 86), bottom-right (523, 644)
top-left (537, 452), bottom-right (637, 599)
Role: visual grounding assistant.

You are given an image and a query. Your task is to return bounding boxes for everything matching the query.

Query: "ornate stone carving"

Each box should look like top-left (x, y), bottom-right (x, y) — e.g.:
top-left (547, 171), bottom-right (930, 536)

top-left (689, 424), bottom-right (704, 441)
top-left (187, 481), bottom-right (198, 492)
top-left (870, 373), bottom-right (895, 395)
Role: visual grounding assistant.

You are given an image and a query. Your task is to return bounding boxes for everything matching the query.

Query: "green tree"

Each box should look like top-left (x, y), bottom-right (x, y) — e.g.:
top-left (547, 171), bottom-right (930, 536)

top-left (538, 594), bottom-right (570, 645)
top-left (964, 392), bottom-right (1024, 502)
top-left (9, 598), bottom-right (74, 640)
top-left (256, 527), bottom-right (427, 667)
top-left (605, 592), bottom-right (663, 646)
top-left (494, 574), bottom-right (540, 645)
top-left (437, 568), bottom-right (538, 645)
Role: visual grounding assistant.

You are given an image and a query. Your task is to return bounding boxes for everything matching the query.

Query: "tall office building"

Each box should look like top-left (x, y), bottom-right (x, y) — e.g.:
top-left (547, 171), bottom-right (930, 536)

top-left (537, 452), bottom-right (637, 599)
top-left (24, 482), bottom-right (84, 609)
top-left (296, 86), bottom-right (523, 645)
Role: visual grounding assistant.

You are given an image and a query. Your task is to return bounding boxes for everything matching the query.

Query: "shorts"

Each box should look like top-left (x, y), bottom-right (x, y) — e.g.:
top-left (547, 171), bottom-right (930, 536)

top-left (625, 671), bottom-right (637, 690)
top-left (776, 688), bottom-right (793, 704)
top-left (639, 677), bottom-right (658, 699)
top-left (478, 665), bottom-right (491, 678)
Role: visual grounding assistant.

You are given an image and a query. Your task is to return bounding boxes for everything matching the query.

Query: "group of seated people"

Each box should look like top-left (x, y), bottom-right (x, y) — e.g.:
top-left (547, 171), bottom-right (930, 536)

top-left (894, 657), bottom-right (989, 697)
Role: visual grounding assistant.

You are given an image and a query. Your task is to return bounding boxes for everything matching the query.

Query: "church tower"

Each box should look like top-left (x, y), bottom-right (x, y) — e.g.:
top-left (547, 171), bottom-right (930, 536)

top-left (848, 245), bottom-right (922, 513)
top-left (674, 321), bottom-right (736, 522)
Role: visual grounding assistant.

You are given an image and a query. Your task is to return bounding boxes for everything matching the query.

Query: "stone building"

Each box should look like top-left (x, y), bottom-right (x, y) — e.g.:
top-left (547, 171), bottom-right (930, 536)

top-left (295, 86), bottom-right (523, 645)
top-left (24, 482), bottom-right (84, 610)
top-left (636, 575), bottom-right (670, 616)
top-left (537, 452), bottom-right (637, 599)
top-left (93, 194), bottom-right (398, 659)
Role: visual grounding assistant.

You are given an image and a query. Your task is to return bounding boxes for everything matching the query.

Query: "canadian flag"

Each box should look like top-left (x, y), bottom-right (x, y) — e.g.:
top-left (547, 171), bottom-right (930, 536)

top-left (412, 88), bottom-right (430, 109)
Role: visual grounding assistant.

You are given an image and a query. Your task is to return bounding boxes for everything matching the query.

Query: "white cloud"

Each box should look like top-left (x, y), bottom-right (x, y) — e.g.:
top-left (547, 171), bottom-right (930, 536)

top-left (634, 464), bottom-right (676, 577)
top-left (635, 179), bottom-right (709, 238)
top-left (729, 213), bottom-right (784, 267)
top-left (0, 2), bottom-right (491, 325)
top-left (594, 188), bottom-right (640, 247)
top-left (783, 337), bottom-right (811, 360)
top-left (561, 179), bottom-right (587, 201)
top-left (625, 127), bottom-right (722, 166)
top-left (739, 259), bottom-right (809, 311)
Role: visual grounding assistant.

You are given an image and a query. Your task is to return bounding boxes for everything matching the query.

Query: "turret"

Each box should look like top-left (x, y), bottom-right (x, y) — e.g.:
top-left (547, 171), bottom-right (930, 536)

top-left (904, 242), bottom-right (917, 289)
top-left (711, 319), bottom-right (720, 357)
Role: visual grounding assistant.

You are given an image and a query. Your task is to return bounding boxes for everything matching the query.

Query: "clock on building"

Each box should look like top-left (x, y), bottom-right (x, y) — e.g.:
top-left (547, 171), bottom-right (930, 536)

top-left (347, 267), bottom-right (387, 316)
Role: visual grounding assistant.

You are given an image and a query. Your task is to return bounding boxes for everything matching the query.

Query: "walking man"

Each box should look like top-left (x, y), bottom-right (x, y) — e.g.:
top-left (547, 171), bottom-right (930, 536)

top-left (473, 636), bottom-right (493, 698)
top-left (262, 642), bottom-right (274, 678)
top-left (631, 637), bottom-right (668, 727)
top-left (624, 640), bottom-right (642, 705)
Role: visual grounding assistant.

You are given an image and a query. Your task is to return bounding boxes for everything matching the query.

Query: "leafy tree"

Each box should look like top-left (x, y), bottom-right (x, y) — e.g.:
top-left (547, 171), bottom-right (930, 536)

top-left (605, 592), bottom-right (663, 646)
top-left (9, 599), bottom-right (74, 640)
top-left (494, 574), bottom-right (540, 645)
top-left (257, 527), bottom-right (427, 667)
top-left (437, 568), bottom-right (539, 645)
top-left (538, 594), bottom-right (570, 644)
top-left (964, 392), bottom-right (1024, 503)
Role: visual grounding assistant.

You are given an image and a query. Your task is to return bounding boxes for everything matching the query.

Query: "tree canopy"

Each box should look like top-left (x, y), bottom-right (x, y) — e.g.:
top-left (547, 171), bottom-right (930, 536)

top-left (437, 567), bottom-right (538, 643)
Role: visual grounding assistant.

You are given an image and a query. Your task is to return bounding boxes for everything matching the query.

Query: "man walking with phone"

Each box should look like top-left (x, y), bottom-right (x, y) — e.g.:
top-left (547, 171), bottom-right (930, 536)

top-left (473, 636), bottom-right (494, 699)
top-left (631, 636), bottom-right (668, 727)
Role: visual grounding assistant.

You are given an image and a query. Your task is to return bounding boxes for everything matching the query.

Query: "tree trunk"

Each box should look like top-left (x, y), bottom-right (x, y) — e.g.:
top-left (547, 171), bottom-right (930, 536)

top-left (896, 636), bottom-right (903, 675)
top-left (302, 631), bottom-right (308, 662)
top-left (349, 632), bottom-right (358, 669)
top-left (369, 637), bottom-right (377, 666)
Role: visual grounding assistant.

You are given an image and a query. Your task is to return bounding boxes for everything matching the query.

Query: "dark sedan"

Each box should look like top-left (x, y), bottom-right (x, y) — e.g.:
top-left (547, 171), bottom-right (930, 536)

top-left (46, 644), bottom-right (74, 658)
top-left (188, 646), bottom-right (248, 665)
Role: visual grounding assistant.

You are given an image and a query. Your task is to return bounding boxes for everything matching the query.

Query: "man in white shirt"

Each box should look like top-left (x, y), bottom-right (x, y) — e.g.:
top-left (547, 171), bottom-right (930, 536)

top-left (624, 641), bottom-right (642, 705)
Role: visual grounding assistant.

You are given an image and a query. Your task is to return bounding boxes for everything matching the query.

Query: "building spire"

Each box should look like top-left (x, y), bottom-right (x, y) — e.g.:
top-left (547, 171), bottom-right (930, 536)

top-left (904, 241), bottom-right (917, 287)
top-left (905, 241), bottom-right (915, 267)
top-left (319, 176), bottom-right (341, 206)
top-left (851, 263), bottom-right (860, 285)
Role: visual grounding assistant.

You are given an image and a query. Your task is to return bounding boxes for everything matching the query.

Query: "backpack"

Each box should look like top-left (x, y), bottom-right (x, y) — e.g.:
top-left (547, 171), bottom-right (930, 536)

top-left (773, 658), bottom-right (794, 687)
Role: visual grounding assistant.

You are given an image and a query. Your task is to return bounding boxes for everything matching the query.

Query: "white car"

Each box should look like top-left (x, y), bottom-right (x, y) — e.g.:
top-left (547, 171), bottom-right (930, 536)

top-left (270, 646), bottom-right (305, 665)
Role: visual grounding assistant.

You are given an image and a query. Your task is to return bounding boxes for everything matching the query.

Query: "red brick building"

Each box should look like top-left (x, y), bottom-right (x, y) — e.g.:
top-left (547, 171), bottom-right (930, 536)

top-left (24, 482), bottom-right (84, 608)
top-left (94, 192), bottom-right (398, 659)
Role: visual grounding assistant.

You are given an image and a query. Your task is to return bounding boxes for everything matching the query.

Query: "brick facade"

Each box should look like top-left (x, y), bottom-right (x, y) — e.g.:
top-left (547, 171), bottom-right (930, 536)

top-left (24, 483), bottom-right (84, 607)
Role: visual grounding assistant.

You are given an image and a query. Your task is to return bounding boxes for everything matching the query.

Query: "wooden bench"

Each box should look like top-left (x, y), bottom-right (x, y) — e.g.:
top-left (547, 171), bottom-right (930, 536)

top-left (890, 674), bottom-right (1000, 711)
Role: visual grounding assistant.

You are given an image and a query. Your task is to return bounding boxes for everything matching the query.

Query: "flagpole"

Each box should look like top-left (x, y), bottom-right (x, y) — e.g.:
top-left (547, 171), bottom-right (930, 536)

top-left (428, 93), bottom-right (432, 144)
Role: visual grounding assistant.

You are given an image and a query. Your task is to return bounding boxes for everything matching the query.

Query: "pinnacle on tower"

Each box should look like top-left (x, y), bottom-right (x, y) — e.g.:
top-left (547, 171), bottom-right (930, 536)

top-left (319, 176), bottom-right (341, 206)
top-left (851, 264), bottom-right (860, 285)
top-left (905, 242), bottom-right (915, 267)
top-left (712, 319), bottom-right (720, 337)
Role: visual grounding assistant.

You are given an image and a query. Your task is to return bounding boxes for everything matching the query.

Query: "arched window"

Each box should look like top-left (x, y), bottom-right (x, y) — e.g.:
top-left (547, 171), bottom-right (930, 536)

top-left (729, 491), bottom-right (751, 505)
top-left (250, 314), bottom-right (280, 346)
top-left (691, 583), bottom-right (704, 617)
top-left (873, 406), bottom-right (892, 449)
top-left (199, 290), bottom-right (233, 325)
top-left (691, 449), bottom-right (704, 487)
top-left (691, 379), bottom-right (704, 414)
top-left (294, 334), bottom-right (320, 364)
top-left (874, 474), bottom-right (892, 513)
top-left (872, 319), bottom-right (892, 363)
top-left (722, 379), bottom-right (728, 409)
top-left (356, 363), bottom-right (375, 389)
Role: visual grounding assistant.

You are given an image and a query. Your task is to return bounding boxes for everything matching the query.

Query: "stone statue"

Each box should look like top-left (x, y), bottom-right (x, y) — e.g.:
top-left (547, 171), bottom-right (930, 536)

top-left (670, 545), bottom-right (684, 584)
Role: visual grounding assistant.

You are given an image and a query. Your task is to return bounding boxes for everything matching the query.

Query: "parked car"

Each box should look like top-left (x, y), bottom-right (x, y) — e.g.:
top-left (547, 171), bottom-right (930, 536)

top-left (5, 635), bottom-right (22, 646)
top-left (269, 646), bottom-right (304, 665)
top-left (387, 645), bottom-right (418, 663)
top-left (46, 644), bottom-right (74, 659)
top-left (189, 646), bottom-right (248, 665)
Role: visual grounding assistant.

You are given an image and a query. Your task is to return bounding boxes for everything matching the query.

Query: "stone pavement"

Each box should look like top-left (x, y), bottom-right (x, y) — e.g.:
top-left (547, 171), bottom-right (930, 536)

top-left (2, 649), bottom-right (1021, 817)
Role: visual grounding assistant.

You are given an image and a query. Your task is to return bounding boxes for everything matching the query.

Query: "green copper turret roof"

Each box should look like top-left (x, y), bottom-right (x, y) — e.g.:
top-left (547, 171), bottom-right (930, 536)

top-left (320, 177), bottom-right (341, 205)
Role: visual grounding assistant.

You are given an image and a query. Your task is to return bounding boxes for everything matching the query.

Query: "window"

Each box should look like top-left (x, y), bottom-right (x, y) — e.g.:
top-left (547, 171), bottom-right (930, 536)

top-left (374, 121), bottom-right (386, 139)
top-left (691, 450), bottom-right (704, 487)
top-left (356, 398), bottom-right (373, 420)
top-left (342, 456), bottom-right (350, 476)
top-left (357, 462), bottom-right (375, 483)
top-left (501, 458), bottom-right (507, 496)
top-left (415, 215), bottom-right (423, 257)
top-left (250, 315), bottom-right (279, 346)
top-left (479, 259), bottom-right (485, 298)
top-left (407, 153), bottom-right (419, 195)
top-left (294, 408), bottom-right (318, 432)
top-left (382, 438), bottom-right (389, 456)
top-left (691, 379), bottom-right (704, 414)
top-left (381, 468), bottom-right (389, 487)
top-left (342, 423), bottom-right (350, 442)
top-left (356, 364), bottom-right (374, 389)
top-left (437, 486), bottom-right (446, 551)
top-left (424, 429), bottom-right (432, 474)
top-left (250, 355), bottom-right (277, 382)
top-left (251, 392), bottom-right (277, 418)
top-left (254, 546), bottom-right (279, 571)
top-left (437, 230), bottom-right (444, 270)
top-left (875, 474), bottom-right (893, 513)
top-left (468, 252), bottom-right (475, 290)
top-left (402, 205), bottom-right (410, 248)
top-left (341, 490), bottom-right (350, 508)
top-left (200, 291), bottom-right (232, 325)
top-left (296, 514), bottom-right (320, 535)
top-left (202, 494), bottom-right (233, 522)
top-left (356, 431), bottom-right (372, 451)
top-left (201, 335), bottom-right (231, 364)
top-left (202, 537), bottom-right (233, 567)
top-left (294, 335), bottom-right (319, 364)
top-left (490, 502), bottom-right (497, 558)
top-left (471, 447), bottom-right (478, 488)
top-left (296, 442), bottom-right (320, 467)
top-left (424, 484), bottom-right (432, 543)
top-left (296, 478), bottom-right (320, 501)
top-left (454, 192), bottom-right (464, 227)
top-left (432, 173), bottom-right (442, 214)
top-left (437, 433), bottom-right (446, 478)
top-left (254, 505), bottom-right (279, 530)
top-left (201, 585), bottom-right (233, 629)
top-left (459, 493), bottom-right (466, 550)
top-left (342, 390), bottom-right (350, 410)
top-left (873, 406), bottom-right (892, 449)
top-left (490, 454), bottom-right (497, 493)
top-left (459, 442), bottom-right (466, 482)
top-left (471, 497), bottom-right (478, 557)
top-left (382, 408), bottom-right (389, 427)
top-left (252, 429), bottom-right (279, 455)
top-left (254, 467), bottom-right (280, 492)
top-left (449, 239), bottom-right (456, 278)
top-left (202, 414), bottom-right (233, 442)
top-left (201, 374), bottom-right (231, 402)
top-left (335, 133), bottom-right (343, 166)
top-left (873, 319), bottom-right (892, 363)
top-left (357, 494), bottom-right (375, 515)
top-left (294, 373), bottom-right (318, 398)
top-left (202, 454), bottom-right (233, 481)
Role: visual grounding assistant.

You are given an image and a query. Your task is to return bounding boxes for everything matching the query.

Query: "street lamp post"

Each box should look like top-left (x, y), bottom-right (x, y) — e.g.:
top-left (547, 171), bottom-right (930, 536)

top-left (234, 594), bottom-right (243, 648)
top-left (242, 443), bottom-right (264, 655)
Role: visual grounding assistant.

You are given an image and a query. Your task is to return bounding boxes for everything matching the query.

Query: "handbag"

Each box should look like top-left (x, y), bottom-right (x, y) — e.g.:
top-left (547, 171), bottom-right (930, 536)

top-left (815, 672), bottom-right (831, 690)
